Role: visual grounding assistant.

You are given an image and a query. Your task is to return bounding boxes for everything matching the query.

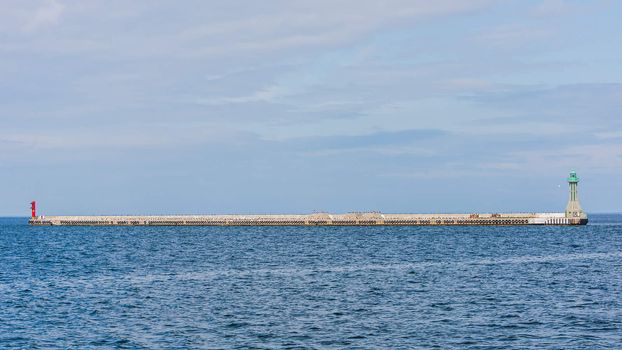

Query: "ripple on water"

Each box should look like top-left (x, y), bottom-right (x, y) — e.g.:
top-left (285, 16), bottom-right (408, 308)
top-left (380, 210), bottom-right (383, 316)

top-left (0, 215), bottom-right (621, 348)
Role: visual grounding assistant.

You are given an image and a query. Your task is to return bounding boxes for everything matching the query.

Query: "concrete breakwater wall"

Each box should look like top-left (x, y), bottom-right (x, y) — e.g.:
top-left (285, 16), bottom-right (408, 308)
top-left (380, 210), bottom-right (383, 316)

top-left (26, 172), bottom-right (589, 227)
top-left (29, 212), bottom-right (587, 226)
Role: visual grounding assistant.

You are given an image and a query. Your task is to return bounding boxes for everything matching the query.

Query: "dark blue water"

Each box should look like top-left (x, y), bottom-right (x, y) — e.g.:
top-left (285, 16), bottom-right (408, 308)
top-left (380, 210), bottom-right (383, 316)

top-left (1, 215), bottom-right (621, 349)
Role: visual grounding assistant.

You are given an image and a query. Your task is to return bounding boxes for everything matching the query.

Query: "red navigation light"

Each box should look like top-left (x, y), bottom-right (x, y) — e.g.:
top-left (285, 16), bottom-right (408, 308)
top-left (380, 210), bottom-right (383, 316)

top-left (31, 201), bottom-right (36, 218)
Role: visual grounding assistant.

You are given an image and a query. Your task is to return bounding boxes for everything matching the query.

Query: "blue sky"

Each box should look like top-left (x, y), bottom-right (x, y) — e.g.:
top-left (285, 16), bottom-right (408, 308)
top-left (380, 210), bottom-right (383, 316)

top-left (1, 0), bottom-right (621, 215)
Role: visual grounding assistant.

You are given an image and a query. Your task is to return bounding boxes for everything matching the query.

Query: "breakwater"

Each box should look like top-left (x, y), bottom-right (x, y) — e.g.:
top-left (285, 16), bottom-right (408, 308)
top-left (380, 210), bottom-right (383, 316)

top-left (27, 171), bottom-right (589, 227)
top-left (28, 212), bottom-right (587, 226)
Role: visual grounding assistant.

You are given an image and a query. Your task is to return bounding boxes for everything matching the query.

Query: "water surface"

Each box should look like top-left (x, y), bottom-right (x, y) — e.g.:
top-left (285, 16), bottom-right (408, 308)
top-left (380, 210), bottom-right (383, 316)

top-left (1, 215), bottom-right (621, 349)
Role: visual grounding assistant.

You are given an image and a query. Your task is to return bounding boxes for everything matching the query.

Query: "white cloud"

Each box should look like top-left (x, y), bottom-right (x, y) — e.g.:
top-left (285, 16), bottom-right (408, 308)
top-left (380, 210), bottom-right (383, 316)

top-left (192, 85), bottom-right (289, 105)
top-left (533, 0), bottom-right (572, 16)
top-left (475, 26), bottom-right (553, 49)
top-left (23, 0), bottom-right (65, 32)
top-left (509, 144), bottom-right (622, 174)
top-left (1, 0), bottom-right (495, 57)
top-left (173, 0), bottom-right (494, 57)
top-left (594, 131), bottom-right (622, 139)
top-left (303, 145), bottom-right (438, 157)
top-left (531, 0), bottom-right (605, 17)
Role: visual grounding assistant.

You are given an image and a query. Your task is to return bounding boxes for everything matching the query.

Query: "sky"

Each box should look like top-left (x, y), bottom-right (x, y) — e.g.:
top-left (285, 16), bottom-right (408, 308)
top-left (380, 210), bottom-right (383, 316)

top-left (1, 0), bottom-right (621, 216)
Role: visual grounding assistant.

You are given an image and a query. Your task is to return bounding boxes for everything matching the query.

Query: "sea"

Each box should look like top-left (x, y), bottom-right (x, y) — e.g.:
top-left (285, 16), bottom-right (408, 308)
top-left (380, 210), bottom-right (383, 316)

top-left (1, 214), bottom-right (621, 349)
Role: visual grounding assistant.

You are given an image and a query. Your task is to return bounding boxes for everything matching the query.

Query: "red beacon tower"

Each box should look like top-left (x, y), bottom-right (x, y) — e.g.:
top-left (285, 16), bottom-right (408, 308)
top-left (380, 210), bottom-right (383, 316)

top-left (31, 201), bottom-right (36, 218)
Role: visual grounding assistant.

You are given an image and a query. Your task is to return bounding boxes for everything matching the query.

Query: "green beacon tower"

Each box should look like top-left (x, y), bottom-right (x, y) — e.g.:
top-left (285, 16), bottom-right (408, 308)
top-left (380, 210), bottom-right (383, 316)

top-left (565, 170), bottom-right (588, 224)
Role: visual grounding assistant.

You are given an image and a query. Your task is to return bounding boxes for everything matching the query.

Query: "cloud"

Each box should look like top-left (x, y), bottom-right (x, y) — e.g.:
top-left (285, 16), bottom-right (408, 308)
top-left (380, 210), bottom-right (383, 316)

top-left (0, 125), bottom-right (244, 155)
top-left (279, 129), bottom-right (446, 153)
top-left (595, 131), bottom-right (622, 140)
top-left (533, 0), bottom-right (573, 16)
top-left (531, 0), bottom-right (607, 17)
top-left (175, 1), bottom-right (491, 57)
top-left (1, 0), bottom-right (495, 58)
top-left (193, 85), bottom-right (288, 105)
top-left (23, 0), bottom-right (65, 32)
top-left (188, 49), bottom-right (362, 106)
top-left (509, 143), bottom-right (622, 174)
top-left (463, 83), bottom-right (622, 124)
top-left (475, 26), bottom-right (554, 49)
top-left (1, 0), bottom-right (621, 213)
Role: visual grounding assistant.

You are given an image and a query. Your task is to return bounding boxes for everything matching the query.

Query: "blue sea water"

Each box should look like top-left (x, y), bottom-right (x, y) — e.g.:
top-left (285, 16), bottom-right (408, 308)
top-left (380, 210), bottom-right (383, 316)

top-left (1, 215), bottom-right (621, 349)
